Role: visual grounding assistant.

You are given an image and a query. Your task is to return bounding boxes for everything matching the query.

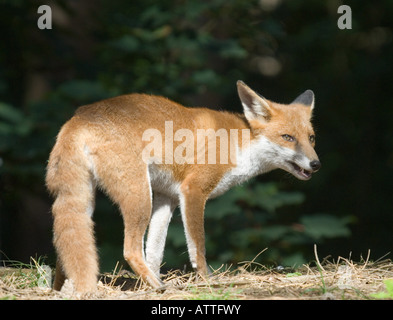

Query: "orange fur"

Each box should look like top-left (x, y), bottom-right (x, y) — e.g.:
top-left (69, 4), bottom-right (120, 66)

top-left (46, 81), bottom-right (320, 293)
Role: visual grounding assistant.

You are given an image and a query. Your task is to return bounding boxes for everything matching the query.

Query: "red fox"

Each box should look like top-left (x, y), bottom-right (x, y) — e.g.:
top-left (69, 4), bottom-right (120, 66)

top-left (46, 81), bottom-right (320, 293)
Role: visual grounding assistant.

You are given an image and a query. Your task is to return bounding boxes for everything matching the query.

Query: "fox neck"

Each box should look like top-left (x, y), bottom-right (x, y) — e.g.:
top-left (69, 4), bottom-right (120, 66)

top-left (209, 134), bottom-right (282, 198)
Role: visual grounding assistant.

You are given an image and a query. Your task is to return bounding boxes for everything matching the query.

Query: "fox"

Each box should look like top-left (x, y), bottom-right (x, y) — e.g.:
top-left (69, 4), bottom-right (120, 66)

top-left (46, 80), bottom-right (321, 293)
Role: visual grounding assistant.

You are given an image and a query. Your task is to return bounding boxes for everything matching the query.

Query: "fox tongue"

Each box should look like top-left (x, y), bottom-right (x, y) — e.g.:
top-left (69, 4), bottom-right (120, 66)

top-left (291, 162), bottom-right (311, 178)
top-left (299, 167), bottom-right (311, 178)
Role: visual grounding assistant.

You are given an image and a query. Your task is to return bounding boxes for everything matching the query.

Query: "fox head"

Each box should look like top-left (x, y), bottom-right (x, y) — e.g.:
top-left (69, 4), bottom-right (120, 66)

top-left (237, 81), bottom-right (321, 180)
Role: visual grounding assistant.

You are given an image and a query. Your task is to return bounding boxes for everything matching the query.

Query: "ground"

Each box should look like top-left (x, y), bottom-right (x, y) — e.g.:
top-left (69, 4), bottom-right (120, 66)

top-left (1, 256), bottom-right (392, 300)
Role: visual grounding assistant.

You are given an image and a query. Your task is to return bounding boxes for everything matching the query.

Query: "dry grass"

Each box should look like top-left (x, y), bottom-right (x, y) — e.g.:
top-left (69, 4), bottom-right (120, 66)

top-left (1, 253), bottom-right (393, 300)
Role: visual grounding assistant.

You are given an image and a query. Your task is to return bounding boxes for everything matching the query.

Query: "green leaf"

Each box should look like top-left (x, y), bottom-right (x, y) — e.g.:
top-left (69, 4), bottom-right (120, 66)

top-left (58, 80), bottom-right (112, 102)
top-left (110, 35), bottom-right (140, 52)
top-left (205, 198), bottom-right (241, 219)
top-left (370, 292), bottom-right (392, 299)
top-left (219, 40), bottom-right (248, 59)
top-left (192, 70), bottom-right (219, 86)
top-left (301, 214), bottom-right (351, 240)
top-left (384, 279), bottom-right (393, 296)
top-left (0, 102), bottom-right (24, 123)
top-left (281, 253), bottom-right (307, 268)
top-left (205, 185), bottom-right (246, 219)
top-left (370, 280), bottom-right (393, 299)
top-left (231, 229), bottom-right (263, 248)
top-left (259, 225), bottom-right (291, 241)
top-left (249, 183), bottom-right (304, 213)
top-left (286, 272), bottom-right (302, 277)
top-left (167, 223), bottom-right (186, 247)
top-left (0, 102), bottom-right (32, 137)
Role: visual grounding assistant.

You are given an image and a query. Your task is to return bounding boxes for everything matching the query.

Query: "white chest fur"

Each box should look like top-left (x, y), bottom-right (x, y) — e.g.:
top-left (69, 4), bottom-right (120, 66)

top-left (209, 136), bottom-right (283, 198)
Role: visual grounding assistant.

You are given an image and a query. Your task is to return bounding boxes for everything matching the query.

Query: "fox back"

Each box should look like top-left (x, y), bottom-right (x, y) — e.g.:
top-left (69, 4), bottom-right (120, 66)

top-left (46, 81), bottom-right (320, 293)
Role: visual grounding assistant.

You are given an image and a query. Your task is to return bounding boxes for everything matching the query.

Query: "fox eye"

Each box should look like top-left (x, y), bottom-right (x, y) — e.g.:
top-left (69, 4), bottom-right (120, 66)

top-left (309, 135), bottom-right (315, 143)
top-left (282, 134), bottom-right (295, 142)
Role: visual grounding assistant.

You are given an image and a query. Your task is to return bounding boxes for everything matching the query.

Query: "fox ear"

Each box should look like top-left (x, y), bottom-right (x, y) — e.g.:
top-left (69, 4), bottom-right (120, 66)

top-left (292, 90), bottom-right (315, 110)
top-left (237, 80), bottom-right (272, 122)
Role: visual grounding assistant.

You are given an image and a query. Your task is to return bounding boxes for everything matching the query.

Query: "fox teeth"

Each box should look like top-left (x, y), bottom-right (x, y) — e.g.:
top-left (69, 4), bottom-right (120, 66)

top-left (290, 161), bottom-right (311, 178)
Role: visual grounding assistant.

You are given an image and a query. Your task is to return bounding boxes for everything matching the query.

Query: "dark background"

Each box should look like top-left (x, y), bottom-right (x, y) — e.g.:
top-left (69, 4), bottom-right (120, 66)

top-left (1, 0), bottom-right (392, 272)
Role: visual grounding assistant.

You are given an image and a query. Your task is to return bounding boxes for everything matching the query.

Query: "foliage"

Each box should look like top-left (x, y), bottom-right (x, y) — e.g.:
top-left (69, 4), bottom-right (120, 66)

top-left (165, 180), bottom-right (352, 270)
top-left (370, 279), bottom-right (393, 299)
top-left (186, 283), bottom-right (243, 300)
top-left (0, 256), bottom-right (51, 289)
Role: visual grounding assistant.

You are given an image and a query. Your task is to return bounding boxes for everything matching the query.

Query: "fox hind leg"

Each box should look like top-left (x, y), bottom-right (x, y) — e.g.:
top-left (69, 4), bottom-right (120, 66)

top-left (145, 193), bottom-right (177, 277)
top-left (116, 174), bottom-right (163, 288)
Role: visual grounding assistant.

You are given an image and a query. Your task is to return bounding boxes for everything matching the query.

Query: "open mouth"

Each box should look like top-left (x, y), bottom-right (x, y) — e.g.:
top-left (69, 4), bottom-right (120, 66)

top-left (289, 162), bottom-right (312, 180)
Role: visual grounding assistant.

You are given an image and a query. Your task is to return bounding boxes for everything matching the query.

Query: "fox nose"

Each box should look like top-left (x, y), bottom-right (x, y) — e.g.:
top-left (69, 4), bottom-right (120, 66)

top-left (310, 160), bottom-right (321, 172)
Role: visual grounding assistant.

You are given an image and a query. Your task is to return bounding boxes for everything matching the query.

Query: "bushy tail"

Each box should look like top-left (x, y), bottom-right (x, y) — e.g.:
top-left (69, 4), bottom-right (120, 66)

top-left (46, 122), bottom-right (98, 293)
